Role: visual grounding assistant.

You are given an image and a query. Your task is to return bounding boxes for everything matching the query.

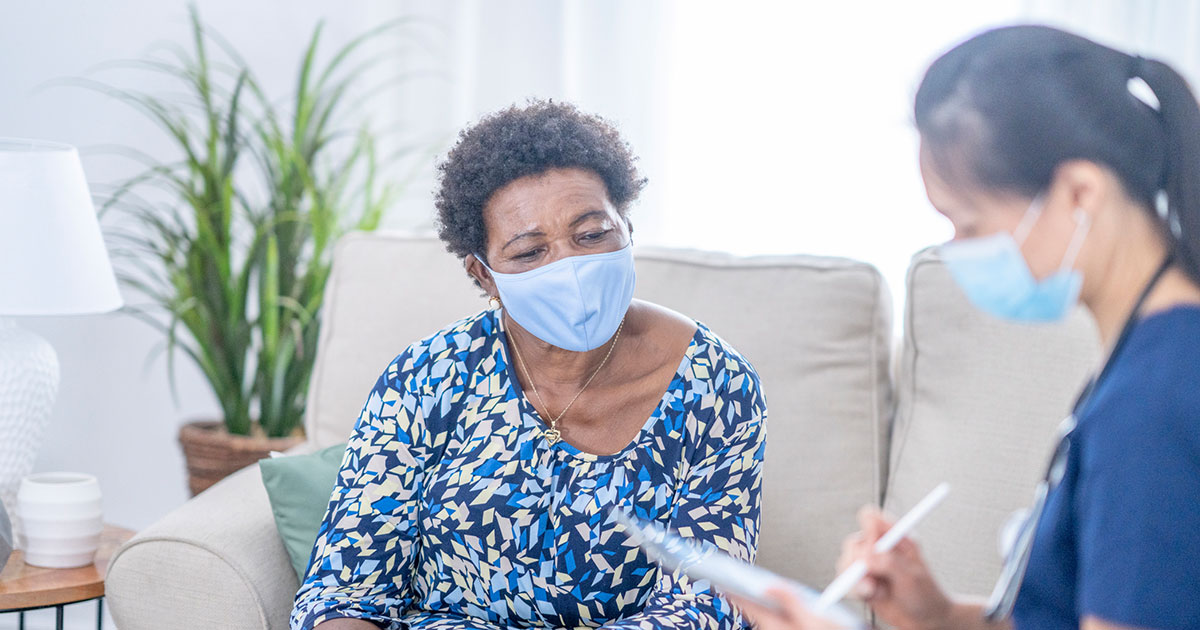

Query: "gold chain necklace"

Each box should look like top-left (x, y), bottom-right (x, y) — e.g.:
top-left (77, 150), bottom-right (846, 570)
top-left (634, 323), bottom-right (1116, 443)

top-left (503, 310), bottom-right (625, 445)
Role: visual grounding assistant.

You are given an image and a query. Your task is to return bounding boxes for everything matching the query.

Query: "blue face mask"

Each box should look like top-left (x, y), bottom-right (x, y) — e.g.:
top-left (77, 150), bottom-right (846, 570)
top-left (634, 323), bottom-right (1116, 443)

top-left (939, 197), bottom-right (1090, 323)
top-left (478, 244), bottom-right (637, 352)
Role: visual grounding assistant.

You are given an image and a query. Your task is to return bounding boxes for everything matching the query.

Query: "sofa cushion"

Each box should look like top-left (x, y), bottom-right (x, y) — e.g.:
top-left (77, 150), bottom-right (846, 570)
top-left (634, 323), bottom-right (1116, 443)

top-left (886, 248), bottom-right (1100, 597)
top-left (259, 443), bottom-right (347, 580)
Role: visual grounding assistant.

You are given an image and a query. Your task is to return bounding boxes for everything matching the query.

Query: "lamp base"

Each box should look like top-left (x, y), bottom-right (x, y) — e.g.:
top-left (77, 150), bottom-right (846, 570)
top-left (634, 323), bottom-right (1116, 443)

top-left (0, 499), bottom-right (11, 570)
top-left (0, 318), bottom-right (60, 549)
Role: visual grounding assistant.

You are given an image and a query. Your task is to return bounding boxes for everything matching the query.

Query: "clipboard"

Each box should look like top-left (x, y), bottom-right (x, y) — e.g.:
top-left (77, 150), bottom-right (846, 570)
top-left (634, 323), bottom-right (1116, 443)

top-left (611, 509), bottom-right (867, 629)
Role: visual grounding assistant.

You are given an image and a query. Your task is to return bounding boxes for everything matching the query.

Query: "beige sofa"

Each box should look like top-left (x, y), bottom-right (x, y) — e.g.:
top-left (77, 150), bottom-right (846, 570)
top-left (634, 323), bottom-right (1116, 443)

top-left (105, 233), bottom-right (1099, 629)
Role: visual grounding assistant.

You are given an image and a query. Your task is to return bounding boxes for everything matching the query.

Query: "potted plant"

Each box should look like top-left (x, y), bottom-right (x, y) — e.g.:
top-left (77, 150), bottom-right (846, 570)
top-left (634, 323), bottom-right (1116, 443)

top-left (89, 8), bottom-right (404, 495)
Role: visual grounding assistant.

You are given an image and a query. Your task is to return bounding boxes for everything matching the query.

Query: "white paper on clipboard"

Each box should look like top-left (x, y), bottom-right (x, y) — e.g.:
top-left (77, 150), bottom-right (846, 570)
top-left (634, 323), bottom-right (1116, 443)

top-left (611, 509), bottom-right (867, 629)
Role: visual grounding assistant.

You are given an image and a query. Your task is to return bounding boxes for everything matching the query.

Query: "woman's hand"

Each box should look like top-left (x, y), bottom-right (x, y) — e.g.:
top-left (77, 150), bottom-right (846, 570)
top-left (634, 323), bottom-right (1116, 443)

top-left (728, 587), bottom-right (847, 630)
top-left (839, 506), bottom-right (956, 630)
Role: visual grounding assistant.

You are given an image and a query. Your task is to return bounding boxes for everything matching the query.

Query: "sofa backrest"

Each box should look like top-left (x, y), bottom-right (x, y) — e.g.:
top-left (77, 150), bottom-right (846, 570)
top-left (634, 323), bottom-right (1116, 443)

top-left (633, 247), bottom-right (893, 587)
top-left (306, 233), bottom-right (894, 586)
top-left (886, 248), bottom-right (1100, 597)
top-left (305, 233), bottom-right (483, 448)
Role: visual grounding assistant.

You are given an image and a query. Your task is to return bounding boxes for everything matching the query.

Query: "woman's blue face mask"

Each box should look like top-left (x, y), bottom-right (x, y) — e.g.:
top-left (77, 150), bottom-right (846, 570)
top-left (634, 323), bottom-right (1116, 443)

top-left (477, 243), bottom-right (637, 352)
top-left (939, 196), bottom-right (1090, 323)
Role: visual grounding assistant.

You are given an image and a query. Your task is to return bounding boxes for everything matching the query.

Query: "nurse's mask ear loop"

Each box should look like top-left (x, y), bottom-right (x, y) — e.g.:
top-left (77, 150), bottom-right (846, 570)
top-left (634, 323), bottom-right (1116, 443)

top-left (1059, 209), bottom-right (1092, 272)
top-left (1012, 195), bottom-right (1046, 245)
top-left (1012, 196), bottom-right (1091, 273)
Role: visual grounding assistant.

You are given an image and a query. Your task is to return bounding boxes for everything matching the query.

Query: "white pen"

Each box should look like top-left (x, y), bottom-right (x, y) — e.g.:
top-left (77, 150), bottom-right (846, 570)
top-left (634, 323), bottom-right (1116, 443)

top-left (813, 482), bottom-right (952, 613)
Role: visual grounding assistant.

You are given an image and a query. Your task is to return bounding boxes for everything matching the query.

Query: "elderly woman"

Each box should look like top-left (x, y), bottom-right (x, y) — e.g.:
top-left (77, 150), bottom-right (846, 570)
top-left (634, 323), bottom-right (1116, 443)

top-left (291, 101), bottom-right (767, 630)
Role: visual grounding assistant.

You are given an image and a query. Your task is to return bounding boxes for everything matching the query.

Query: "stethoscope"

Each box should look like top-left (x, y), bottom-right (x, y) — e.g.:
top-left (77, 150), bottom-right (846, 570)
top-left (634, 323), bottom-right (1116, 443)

top-left (983, 255), bottom-right (1174, 621)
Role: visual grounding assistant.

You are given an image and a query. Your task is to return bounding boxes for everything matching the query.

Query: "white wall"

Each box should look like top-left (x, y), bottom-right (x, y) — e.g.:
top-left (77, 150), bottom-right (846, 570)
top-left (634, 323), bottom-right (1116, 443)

top-left (385, 1), bottom-right (675, 235)
top-left (1, 0), bottom-right (410, 538)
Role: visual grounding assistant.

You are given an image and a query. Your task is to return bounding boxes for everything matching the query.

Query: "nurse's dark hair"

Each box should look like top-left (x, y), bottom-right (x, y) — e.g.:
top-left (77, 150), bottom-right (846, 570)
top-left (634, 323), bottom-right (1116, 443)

top-left (915, 24), bottom-right (1200, 283)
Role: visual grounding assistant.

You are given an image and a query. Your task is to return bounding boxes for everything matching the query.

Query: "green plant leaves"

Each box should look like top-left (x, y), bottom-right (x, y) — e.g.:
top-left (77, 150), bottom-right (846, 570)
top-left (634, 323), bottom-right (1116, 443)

top-left (90, 6), bottom-right (409, 437)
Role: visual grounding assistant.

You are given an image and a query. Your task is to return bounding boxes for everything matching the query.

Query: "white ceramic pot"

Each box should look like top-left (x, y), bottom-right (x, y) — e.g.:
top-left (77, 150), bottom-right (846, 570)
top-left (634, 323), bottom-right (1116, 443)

top-left (17, 472), bottom-right (102, 568)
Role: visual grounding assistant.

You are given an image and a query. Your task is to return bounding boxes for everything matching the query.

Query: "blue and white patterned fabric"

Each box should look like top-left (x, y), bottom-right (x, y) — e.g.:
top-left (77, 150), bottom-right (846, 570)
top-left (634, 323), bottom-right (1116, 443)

top-left (291, 308), bottom-right (767, 630)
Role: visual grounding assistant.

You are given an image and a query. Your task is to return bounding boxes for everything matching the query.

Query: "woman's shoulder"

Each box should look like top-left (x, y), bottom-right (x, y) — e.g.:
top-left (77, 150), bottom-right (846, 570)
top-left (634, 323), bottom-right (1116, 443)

top-left (632, 299), bottom-right (760, 385)
top-left (384, 309), bottom-right (497, 391)
top-left (1132, 303), bottom-right (1200, 350)
top-left (1106, 304), bottom-right (1200, 398)
top-left (666, 306), bottom-right (761, 391)
top-left (677, 322), bottom-right (766, 450)
top-left (1081, 305), bottom-right (1200, 452)
top-left (657, 316), bottom-right (765, 441)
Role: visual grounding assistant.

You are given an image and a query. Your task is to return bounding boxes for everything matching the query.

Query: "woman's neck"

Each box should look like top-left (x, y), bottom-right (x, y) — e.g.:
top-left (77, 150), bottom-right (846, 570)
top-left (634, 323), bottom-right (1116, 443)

top-left (1081, 222), bottom-right (1200, 347)
top-left (501, 310), bottom-right (624, 389)
top-left (1083, 250), bottom-right (1166, 346)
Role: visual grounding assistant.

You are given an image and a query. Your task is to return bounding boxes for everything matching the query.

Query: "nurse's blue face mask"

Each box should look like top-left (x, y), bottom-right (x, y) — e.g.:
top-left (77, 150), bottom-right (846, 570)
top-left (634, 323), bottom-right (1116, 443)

top-left (476, 243), bottom-right (637, 352)
top-left (939, 196), bottom-right (1091, 323)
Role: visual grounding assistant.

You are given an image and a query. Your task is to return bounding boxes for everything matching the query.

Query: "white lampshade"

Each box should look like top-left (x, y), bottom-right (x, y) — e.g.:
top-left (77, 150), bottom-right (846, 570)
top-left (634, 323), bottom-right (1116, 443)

top-left (0, 138), bottom-right (122, 315)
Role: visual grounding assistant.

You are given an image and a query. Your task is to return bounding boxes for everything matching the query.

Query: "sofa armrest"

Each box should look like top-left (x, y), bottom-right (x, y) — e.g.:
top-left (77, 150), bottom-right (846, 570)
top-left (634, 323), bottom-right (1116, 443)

top-left (105, 451), bottom-right (309, 630)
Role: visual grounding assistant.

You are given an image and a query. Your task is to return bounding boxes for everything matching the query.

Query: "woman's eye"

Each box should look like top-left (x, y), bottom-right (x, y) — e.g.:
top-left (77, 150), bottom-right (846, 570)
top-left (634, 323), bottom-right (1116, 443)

top-left (514, 249), bottom-right (541, 260)
top-left (581, 230), bottom-right (611, 242)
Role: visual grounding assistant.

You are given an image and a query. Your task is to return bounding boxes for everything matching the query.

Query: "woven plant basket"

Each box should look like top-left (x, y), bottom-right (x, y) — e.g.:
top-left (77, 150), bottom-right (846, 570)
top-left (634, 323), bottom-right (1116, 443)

top-left (178, 420), bottom-right (305, 496)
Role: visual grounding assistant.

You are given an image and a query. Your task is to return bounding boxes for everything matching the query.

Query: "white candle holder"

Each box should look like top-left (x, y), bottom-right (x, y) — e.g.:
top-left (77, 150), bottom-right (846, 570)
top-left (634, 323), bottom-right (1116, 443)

top-left (17, 472), bottom-right (103, 568)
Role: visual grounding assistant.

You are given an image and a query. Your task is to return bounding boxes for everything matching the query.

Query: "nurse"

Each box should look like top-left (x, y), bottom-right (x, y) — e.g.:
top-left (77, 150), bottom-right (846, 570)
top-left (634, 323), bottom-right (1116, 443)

top-left (733, 24), bottom-right (1200, 630)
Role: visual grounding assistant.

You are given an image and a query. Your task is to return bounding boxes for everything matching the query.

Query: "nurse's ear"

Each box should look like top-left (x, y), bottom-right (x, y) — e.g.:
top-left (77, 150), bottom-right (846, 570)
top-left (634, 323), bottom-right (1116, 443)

top-left (1047, 160), bottom-right (1119, 222)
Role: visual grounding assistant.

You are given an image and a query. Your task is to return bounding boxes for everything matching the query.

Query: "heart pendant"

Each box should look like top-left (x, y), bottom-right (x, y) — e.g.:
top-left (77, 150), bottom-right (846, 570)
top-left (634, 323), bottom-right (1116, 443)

top-left (543, 428), bottom-right (561, 445)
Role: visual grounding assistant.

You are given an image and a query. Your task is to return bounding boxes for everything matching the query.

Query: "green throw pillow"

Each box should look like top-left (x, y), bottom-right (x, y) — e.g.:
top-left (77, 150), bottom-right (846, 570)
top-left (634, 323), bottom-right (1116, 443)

top-left (259, 442), bottom-right (347, 581)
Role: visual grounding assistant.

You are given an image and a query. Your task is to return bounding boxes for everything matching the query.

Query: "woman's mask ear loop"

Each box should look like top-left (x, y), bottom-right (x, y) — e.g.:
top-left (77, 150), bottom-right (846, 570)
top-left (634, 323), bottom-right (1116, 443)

top-left (474, 253), bottom-right (502, 311)
top-left (1013, 195), bottom-right (1047, 247)
top-left (1060, 209), bottom-right (1092, 272)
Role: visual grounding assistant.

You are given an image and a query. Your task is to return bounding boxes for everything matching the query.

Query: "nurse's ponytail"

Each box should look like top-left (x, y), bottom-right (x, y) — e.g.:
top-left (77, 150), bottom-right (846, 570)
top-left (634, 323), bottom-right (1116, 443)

top-left (1136, 58), bottom-right (1200, 282)
top-left (915, 25), bottom-right (1200, 284)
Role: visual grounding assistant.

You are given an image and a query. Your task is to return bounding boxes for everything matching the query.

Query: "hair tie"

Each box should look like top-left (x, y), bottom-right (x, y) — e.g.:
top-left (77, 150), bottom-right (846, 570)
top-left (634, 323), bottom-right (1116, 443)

top-left (1128, 55), bottom-right (1162, 111)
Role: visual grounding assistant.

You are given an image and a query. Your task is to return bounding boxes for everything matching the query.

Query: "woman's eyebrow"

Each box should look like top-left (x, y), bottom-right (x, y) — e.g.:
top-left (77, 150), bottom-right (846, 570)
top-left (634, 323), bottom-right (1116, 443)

top-left (503, 230), bottom-right (544, 251)
top-left (569, 210), bottom-right (607, 227)
top-left (500, 210), bottom-right (607, 252)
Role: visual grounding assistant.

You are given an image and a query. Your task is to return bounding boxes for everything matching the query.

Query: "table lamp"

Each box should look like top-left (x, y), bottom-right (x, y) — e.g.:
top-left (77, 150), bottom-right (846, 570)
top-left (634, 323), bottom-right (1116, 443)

top-left (0, 138), bottom-right (122, 552)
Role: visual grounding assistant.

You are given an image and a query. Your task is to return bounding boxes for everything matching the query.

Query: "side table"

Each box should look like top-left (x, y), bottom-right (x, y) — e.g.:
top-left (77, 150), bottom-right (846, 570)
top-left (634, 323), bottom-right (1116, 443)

top-left (0, 524), bottom-right (134, 630)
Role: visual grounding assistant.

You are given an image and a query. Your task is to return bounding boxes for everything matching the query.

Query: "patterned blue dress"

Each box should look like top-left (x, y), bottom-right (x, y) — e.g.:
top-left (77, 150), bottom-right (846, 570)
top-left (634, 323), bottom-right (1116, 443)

top-left (291, 308), bottom-right (767, 630)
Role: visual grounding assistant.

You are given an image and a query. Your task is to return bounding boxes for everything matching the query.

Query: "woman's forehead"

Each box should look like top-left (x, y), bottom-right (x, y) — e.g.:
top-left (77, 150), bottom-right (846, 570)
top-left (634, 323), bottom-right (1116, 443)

top-left (484, 168), bottom-right (615, 227)
top-left (490, 168), bottom-right (607, 203)
top-left (918, 144), bottom-right (1000, 220)
top-left (918, 146), bottom-right (960, 216)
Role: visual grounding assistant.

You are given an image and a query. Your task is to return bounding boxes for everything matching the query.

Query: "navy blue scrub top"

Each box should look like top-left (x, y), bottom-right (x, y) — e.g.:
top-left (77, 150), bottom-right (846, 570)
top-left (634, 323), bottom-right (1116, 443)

top-left (1013, 306), bottom-right (1200, 629)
